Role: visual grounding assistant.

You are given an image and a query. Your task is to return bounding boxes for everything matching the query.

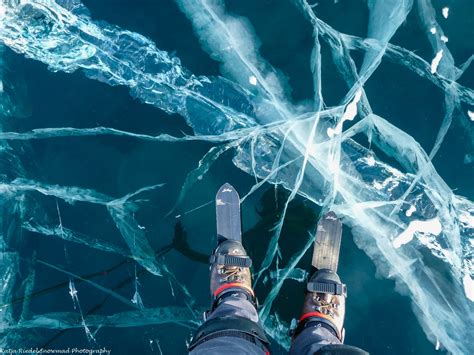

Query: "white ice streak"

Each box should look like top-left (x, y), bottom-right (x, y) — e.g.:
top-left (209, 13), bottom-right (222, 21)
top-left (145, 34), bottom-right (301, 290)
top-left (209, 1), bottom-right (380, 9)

top-left (360, 0), bottom-right (414, 79)
top-left (1, 178), bottom-right (165, 277)
top-left (176, 0), bottom-right (293, 122)
top-left (4, 307), bottom-right (200, 330)
top-left (67, 279), bottom-right (95, 342)
top-left (0, 0), bottom-right (259, 136)
top-left (23, 222), bottom-right (131, 260)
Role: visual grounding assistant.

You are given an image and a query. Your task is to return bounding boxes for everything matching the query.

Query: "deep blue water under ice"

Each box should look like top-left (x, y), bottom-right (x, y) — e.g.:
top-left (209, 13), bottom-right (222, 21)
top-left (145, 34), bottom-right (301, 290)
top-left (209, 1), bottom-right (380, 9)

top-left (0, 0), bottom-right (473, 354)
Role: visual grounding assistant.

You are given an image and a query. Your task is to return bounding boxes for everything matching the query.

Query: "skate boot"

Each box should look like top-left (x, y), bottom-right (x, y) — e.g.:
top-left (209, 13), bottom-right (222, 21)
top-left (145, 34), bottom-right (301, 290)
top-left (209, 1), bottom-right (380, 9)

top-left (295, 268), bottom-right (346, 341)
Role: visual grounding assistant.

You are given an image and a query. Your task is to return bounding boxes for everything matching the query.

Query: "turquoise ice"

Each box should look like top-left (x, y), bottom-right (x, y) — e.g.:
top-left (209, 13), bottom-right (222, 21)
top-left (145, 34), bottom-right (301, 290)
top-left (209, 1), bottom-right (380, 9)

top-left (0, 0), bottom-right (473, 353)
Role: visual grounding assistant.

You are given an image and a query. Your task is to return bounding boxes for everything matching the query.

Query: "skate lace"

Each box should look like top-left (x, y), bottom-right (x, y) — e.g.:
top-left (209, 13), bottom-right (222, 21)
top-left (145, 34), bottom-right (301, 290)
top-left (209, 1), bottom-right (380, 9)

top-left (219, 265), bottom-right (243, 282)
top-left (314, 295), bottom-right (337, 315)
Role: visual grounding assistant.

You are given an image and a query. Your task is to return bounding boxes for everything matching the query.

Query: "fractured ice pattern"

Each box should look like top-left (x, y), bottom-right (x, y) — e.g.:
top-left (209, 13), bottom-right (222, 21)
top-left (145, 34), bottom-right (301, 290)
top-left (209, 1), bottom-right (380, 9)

top-left (0, 0), bottom-right (473, 353)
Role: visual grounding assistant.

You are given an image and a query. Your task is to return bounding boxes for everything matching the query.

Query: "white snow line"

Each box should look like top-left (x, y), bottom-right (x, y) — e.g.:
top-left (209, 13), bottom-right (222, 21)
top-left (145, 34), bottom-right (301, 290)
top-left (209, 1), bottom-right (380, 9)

top-left (327, 89), bottom-right (362, 137)
top-left (393, 218), bottom-right (442, 248)
top-left (431, 50), bottom-right (443, 74)
top-left (463, 274), bottom-right (474, 302)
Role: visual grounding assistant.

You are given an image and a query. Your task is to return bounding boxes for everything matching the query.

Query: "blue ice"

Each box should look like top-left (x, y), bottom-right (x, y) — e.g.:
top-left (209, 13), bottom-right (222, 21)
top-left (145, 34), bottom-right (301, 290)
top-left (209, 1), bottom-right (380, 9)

top-left (0, 0), bottom-right (473, 353)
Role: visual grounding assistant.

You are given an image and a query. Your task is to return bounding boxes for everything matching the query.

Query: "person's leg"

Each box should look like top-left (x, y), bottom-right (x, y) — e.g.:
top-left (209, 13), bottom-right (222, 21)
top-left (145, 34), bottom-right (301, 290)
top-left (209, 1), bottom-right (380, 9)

top-left (290, 269), bottom-right (368, 355)
top-left (188, 240), bottom-right (270, 354)
top-left (189, 292), bottom-right (266, 354)
top-left (290, 322), bottom-right (342, 354)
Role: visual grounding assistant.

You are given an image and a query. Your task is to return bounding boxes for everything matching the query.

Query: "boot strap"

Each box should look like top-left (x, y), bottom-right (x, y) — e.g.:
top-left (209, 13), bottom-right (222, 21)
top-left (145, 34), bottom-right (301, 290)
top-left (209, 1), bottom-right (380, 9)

top-left (307, 281), bottom-right (347, 296)
top-left (209, 254), bottom-right (252, 267)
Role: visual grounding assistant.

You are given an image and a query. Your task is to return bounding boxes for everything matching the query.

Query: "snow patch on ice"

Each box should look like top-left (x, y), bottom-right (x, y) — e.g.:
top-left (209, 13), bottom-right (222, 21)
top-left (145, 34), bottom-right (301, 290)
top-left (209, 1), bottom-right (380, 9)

top-left (405, 205), bottom-right (417, 217)
top-left (366, 155), bottom-right (376, 166)
top-left (459, 210), bottom-right (474, 227)
top-left (468, 110), bottom-right (474, 121)
top-left (462, 274), bottom-right (474, 302)
top-left (341, 89), bottom-right (362, 121)
top-left (393, 218), bottom-right (442, 248)
top-left (431, 50), bottom-right (443, 74)
top-left (442, 7), bottom-right (449, 19)
top-left (372, 176), bottom-right (400, 192)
